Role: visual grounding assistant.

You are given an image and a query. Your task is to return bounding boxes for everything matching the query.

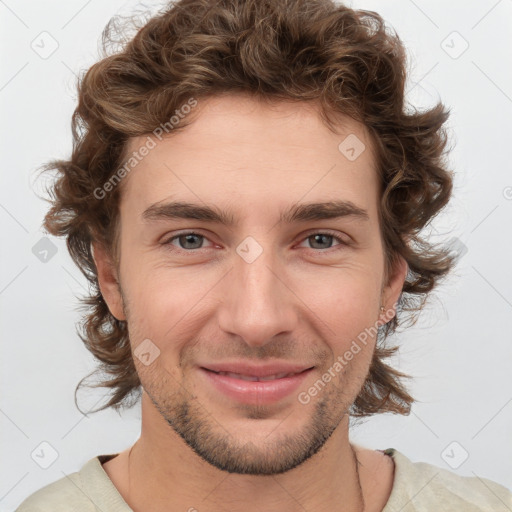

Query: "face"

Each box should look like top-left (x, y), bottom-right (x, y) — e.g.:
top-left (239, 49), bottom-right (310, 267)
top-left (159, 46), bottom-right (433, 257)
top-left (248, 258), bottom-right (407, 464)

top-left (95, 93), bottom-right (406, 475)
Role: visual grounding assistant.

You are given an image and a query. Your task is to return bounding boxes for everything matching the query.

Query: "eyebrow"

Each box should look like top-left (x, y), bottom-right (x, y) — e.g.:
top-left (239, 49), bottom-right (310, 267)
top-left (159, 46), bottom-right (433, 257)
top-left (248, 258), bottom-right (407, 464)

top-left (141, 200), bottom-right (369, 226)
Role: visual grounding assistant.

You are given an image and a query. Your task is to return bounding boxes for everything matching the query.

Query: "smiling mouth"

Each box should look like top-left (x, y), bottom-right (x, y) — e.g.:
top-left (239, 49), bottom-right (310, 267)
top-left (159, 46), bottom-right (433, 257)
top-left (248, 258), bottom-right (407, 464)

top-left (204, 369), bottom-right (310, 381)
top-left (199, 366), bottom-right (315, 404)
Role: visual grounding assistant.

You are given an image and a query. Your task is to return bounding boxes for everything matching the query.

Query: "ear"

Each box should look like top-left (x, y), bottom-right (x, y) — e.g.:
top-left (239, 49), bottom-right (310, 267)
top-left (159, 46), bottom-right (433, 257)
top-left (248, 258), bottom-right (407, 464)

top-left (378, 253), bottom-right (408, 326)
top-left (92, 242), bottom-right (126, 321)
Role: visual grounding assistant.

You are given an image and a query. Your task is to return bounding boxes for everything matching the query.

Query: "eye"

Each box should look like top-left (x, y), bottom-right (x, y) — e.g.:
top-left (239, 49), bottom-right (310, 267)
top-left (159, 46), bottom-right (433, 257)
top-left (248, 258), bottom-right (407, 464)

top-left (162, 232), bottom-right (213, 251)
top-left (298, 231), bottom-right (348, 250)
top-left (161, 230), bottom-right (349, 253)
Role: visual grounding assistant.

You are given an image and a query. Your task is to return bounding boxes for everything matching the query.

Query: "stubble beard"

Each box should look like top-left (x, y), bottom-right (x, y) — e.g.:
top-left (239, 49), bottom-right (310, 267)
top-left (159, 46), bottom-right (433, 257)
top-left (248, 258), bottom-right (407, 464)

top-left (141, 367), bottom-right (352, 475)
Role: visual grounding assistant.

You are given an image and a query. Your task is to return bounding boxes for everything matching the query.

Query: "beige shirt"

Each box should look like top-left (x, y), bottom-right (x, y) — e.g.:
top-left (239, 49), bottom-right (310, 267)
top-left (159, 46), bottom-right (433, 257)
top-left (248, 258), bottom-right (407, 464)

top-left (15, 448), bottom-right (512, 511)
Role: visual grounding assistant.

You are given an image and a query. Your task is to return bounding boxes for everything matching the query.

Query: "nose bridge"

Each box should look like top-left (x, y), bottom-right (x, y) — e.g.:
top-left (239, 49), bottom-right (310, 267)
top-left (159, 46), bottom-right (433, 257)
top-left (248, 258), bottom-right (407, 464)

top-left (217, 235), bottom-right (296, 345)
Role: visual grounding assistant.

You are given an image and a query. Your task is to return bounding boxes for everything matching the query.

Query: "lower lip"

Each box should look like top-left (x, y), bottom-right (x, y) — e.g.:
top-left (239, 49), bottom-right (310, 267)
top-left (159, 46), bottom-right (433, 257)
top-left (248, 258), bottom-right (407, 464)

top-left (199, 367), bottom-right (314, 404)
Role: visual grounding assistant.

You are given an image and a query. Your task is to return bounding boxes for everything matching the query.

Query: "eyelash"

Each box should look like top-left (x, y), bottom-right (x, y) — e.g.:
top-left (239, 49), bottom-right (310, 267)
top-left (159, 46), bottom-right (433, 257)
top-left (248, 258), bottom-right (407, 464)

top-left (161, 230), bottom-right (349, 253)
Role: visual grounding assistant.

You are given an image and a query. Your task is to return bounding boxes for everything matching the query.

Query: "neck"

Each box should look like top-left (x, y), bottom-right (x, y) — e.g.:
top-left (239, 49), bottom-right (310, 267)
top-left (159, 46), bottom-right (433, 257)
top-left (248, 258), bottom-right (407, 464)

top-left (123, 395), bottom-right (366, 512)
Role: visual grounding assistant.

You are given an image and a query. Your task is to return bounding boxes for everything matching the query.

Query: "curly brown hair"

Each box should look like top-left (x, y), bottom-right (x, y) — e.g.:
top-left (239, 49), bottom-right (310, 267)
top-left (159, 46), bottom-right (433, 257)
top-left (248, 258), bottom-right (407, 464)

top-left (40, 0), bottom-right (454, 417)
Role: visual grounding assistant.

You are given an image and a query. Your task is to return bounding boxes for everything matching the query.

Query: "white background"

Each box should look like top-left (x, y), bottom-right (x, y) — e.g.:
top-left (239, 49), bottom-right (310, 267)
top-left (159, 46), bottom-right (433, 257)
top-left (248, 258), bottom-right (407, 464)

top-left (1, 0), bottom-right (511, 510)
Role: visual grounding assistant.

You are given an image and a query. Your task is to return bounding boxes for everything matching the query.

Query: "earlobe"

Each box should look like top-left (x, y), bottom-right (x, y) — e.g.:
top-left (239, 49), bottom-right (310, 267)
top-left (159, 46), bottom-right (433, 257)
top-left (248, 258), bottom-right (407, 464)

top-left (91, 242), bottom-right (126, 321)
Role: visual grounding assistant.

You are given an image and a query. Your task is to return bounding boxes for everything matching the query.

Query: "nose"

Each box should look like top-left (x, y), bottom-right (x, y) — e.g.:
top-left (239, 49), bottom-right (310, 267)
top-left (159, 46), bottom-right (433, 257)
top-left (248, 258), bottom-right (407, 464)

top-left (217, 239), bottom-right (298, 347)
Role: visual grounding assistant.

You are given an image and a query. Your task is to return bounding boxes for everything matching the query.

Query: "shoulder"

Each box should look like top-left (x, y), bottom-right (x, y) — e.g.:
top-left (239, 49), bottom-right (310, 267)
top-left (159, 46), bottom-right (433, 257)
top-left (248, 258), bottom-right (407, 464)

top-left (15, 469), bottom-right (91, 512)
top-left (382, 448), bottom-right (512, 512)
top-left (15, 454), bottom-right (129, 512)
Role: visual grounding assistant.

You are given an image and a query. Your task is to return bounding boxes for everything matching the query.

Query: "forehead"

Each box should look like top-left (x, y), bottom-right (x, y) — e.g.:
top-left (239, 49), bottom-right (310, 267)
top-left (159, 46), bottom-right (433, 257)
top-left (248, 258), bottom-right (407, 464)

top-left (119, 94), bottom-right (379, 221)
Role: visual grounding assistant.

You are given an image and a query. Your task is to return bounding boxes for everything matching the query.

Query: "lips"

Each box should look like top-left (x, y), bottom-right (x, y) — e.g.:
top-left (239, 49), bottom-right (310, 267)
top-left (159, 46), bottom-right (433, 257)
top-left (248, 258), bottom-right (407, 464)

top-left (200, 361), bottom-right (313, 378)
top-left (209, 370), bottom-right (303, 381)
top-left (198, 361), bottom-right (314, 404)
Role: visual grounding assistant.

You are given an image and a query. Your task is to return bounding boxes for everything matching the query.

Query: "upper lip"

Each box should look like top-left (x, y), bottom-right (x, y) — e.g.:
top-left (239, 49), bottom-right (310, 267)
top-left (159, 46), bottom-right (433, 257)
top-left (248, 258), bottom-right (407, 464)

top-left (200, 361), bottom-right (314, 377)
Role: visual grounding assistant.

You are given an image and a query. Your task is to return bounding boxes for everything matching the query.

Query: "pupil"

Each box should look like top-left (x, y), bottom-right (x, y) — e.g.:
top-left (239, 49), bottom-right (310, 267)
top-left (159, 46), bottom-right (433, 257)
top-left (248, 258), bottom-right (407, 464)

top-left (312, 234), bottom-right (331, 249)
top-left (182, 234), bottom-right (201, 249)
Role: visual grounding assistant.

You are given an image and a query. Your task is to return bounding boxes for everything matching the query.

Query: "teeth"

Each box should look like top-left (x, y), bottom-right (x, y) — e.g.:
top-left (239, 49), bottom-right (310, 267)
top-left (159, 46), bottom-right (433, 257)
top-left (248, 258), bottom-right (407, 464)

top-left (216, 371), bottom-right (297, 381)
top-left (260, 372), bottom-right (290, 381)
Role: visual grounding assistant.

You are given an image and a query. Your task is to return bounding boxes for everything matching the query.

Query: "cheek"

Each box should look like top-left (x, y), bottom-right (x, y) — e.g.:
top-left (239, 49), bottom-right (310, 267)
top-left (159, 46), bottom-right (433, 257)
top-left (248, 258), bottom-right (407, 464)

top-left (292, 261), bottom-right (383, 321)
top-left (121, 261), bottom-right (217, 353)
top-left (289, 268), bottom-right (383, 377)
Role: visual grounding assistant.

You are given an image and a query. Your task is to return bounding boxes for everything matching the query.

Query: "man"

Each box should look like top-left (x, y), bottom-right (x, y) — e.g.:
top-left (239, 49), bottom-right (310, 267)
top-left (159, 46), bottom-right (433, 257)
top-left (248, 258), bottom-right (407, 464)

top-left (16, 0), bottom-right (512, 510)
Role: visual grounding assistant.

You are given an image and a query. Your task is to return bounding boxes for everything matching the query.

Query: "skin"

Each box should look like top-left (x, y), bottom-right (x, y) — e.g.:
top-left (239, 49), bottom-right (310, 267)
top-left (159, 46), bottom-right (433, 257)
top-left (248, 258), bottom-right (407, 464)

top-left (94, 93), bottom-right (407, 512)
